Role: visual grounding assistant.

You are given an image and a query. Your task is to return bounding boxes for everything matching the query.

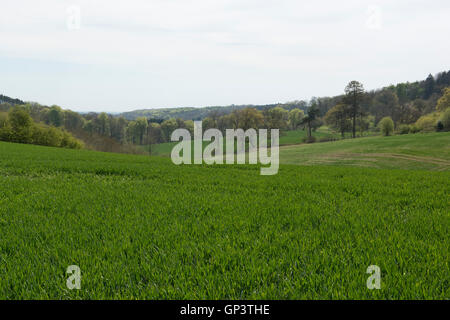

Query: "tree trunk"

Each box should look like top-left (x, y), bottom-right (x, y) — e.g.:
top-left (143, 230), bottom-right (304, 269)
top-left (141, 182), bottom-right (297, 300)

top-left (352, 112), bottom-right (356, 138)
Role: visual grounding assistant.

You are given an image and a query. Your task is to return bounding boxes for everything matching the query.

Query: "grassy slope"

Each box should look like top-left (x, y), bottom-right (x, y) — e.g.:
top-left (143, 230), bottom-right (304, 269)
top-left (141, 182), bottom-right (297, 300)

top-left (0, 141), bottom-right (448, 299)
top-left (281, 132), bottom-right (450, 171)
top-left (139, 127), bottom-right (339, 157)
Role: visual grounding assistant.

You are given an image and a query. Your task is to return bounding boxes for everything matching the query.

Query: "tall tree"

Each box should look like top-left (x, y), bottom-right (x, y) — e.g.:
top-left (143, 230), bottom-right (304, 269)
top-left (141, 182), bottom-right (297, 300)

top-left (160, 118), bottom-right (178, 142)
top-left (324, 104), bottom-right (351, 137)
top-left (135, 117), bottom-right (148, 145)
top-left (8, 107), bottom-right (33, 143)
top-left (344, 81), bottom-right (365, 138)
top-left (147, 122), bottom-right (162, 154)
top-left (47, 105), bottom-right (64, 127)
top-left (263, 106), bottom-right (288, 130)
top-left (372, 89), bottom-right (400, 124)
top-left (301, 104), bottom-right (319, 138)
top-left (236, 108), bottom-right (264, 130)
top-left (288, 108), bottom-right (304, 130)
top-left (423, 74), bottom-right (435, 99)
top-left (97, 112), bottom-right (110, 136)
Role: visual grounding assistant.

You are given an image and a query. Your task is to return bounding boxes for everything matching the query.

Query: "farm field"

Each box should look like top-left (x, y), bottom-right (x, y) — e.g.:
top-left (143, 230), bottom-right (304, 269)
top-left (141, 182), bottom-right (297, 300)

top-left (281, 132), bottom-right (450, 170)
top-left (0, 136), bottom-right (448, 299)
top-left (143, 131), bottom-right (450, 171)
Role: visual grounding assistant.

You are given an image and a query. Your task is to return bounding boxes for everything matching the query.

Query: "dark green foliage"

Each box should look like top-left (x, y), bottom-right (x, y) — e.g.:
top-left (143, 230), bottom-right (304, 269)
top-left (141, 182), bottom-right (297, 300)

top-left (0, 94), bottom-right (24, 105)
top-left (302, 135), bottom-right (316, 143)
top-left (47, 106), bottom-right (64, 127)
top-left (1, 70), bottom-right (449, 152)
top-left (301, 104), bottom-right (320, 138)
top-left (423, 74), bottom-right (435, 99)
top-left (344, 81), bottom-right (365, 138)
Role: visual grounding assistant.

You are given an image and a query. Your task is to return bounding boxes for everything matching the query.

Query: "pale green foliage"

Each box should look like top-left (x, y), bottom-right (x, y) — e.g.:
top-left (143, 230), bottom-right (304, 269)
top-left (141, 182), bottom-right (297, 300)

top-left (160, 118), bottom-right (178, 142)
top-left (436, 87), bottom-right (450, 112)
top-left (439, 108), bottom-right (450, 130)
top-left (288, 108), bottom-right (305, 130)
top-left (378, 117), bottom-right (394, 136)
top-left (397, 124), bottom-right (410, 134)
top-left (415, 114), bottom-right (438, 132)
top-left (0, 107), bottom-right (83, 149)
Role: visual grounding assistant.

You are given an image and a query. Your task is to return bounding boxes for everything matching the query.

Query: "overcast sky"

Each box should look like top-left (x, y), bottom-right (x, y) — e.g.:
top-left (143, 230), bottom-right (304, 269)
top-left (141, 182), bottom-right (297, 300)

top-left (0, 0), bottom-right (449, 112)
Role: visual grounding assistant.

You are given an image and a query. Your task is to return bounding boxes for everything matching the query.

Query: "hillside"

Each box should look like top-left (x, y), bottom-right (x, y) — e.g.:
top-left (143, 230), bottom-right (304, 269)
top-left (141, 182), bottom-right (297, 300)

top-left (1, 70), bottom-right (449, 157)
top-left (280, 132), bottom-right (450, 170)
top-left (0, 140), bottom-right (448, 299)
top-left (140, 131), bottom-right (450, 171)
top-left (120, 102), bottom-right (309, 121)
top-left (120, 70), bottom-right (450, 121)
top-left (138, 126), bottom-right (340, 157)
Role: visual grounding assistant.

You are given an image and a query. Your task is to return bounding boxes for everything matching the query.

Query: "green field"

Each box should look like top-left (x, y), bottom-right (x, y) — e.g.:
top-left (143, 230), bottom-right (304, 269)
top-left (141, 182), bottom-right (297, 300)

top-left (281, 132), bottom-right (450, 170)
top-left (0, 133), bottom-right (449, 299)
top-left (139, 127), bottom-right (340, 157)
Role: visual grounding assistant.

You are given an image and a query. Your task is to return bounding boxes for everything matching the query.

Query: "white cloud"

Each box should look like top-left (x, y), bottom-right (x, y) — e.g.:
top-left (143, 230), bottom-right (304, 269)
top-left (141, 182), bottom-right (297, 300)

top-left (0, 0), bottom-right (449, 111)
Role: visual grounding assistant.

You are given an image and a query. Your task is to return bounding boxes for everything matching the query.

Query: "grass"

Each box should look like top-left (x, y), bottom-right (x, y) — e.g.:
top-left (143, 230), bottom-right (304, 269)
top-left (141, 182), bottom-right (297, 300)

top-left (0, 137), bottom-right (448, 299)
top-left (139, 126), bottom-right (380, 157)
top-left (278, 127), bottom-right (338, 145)
top-left (139, 127), bottom-right (339, 157)
top-left (280, 132), bottom-right (450, 170)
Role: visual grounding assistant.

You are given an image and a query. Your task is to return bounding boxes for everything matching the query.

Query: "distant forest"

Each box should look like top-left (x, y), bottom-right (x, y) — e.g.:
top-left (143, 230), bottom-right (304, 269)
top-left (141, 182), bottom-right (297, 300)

top-left (121, 71), bottom-right (450, 121)
top-left (1, 70), bottom-right (449, 153)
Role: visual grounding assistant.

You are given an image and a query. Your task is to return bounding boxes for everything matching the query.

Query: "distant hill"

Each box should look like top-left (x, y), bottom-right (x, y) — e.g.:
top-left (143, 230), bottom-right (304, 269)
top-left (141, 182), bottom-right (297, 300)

top-left (2, 70), bottom-right (449, 122)
top-left (0, 94), bottom-right (24, 105)
top-left (120, 70), bottom-right (450, 121)
top-left (120, 102), bottom-right (310, 121)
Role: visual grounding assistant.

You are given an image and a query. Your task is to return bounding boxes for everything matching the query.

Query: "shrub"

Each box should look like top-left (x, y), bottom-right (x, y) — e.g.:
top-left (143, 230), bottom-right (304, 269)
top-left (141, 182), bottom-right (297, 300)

top-left (415, 115), bottom-right (437, 132)
top-left (378, 117), bottom-right (394, 136)
top-left (318, 136), bottom-right (338, 143)
top-left (409, 124), bottom-right (420, 134)
top-left (31, 125), bottom-right (83, 149)
top-left (302, 136), bottom-right (316, 143)
top-left (439, 108), bottom-right (450, 131)
top-left (0, 112), bottom-right (8, 128)
top-left (436, 87), bottom-right (450, 112)
top-left (61, 131), bottom-right (84, 149)
top-left (0, 125), bottom-right (11, 141)
top-left (397, 124), bottom-right (410, 134)
top-left (8, 107), bottom-right (33, 143)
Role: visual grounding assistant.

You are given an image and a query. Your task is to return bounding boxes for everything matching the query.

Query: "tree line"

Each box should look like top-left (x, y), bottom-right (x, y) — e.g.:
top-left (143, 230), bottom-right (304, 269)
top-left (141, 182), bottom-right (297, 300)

top-left (0, 107), bottom-right (83, 149)
top-left (0, 70), bottom-right (449, 152)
